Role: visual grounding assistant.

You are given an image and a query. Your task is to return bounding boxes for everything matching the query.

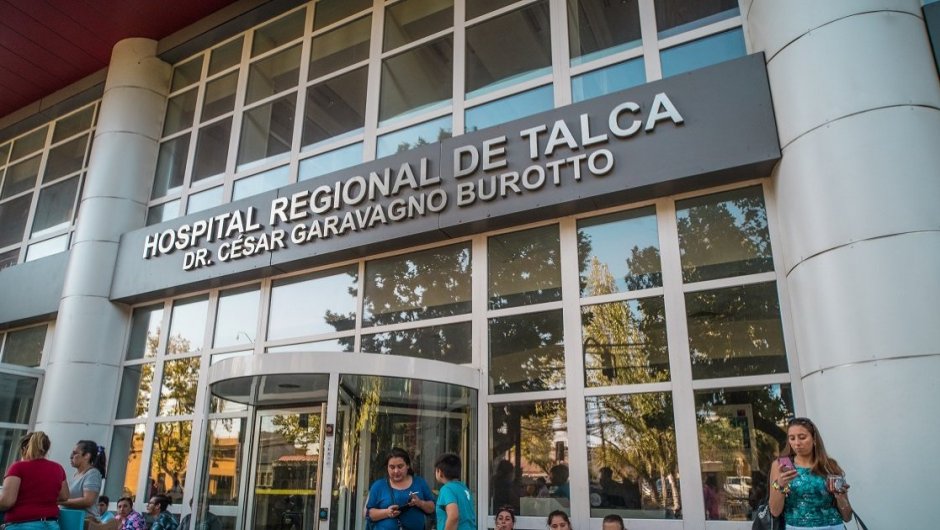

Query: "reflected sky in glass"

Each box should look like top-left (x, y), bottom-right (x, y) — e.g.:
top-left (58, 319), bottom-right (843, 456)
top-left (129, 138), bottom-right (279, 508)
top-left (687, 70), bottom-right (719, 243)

top-left (465, 85), bottom-right (553, 132)
top-left (661, 28), bottom-right (745, 78)
top-left (168, 296), bottom-right (208, 354)
top-left (233, 165), bottom-right (290, 201)
top-left (186, 186), bottom-right (223, 214)
top-left (578, 207), bottom-right (661, 295)
top-left (299, 143), bottom-right (363, 181)
top-left (376, 116), bottom-right (452, 158)
top-left (213, 287), bottom-right (260, 348)
top-left (572, 58), bottom-right (645, 103)
top-left (267, 266), bottom-right (358, 340)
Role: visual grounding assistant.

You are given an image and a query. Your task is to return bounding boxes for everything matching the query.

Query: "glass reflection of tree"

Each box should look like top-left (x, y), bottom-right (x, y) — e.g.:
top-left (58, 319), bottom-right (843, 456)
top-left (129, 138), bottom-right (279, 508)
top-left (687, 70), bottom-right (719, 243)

top-left (134, 363), bottom-right (154, 417)
top-left (491, 401), bottom-right (567, 479)
top-left (271, 413), bottom-right (322, 451)
top-left (150, 334), bottom-right (199, 498)
top-left (152, 421), bottom-right (191, 500)
top-left (490, 311), bottom-right (565, 392)
top-left (395, 127), bottom-right (451, 153)
top-left (489, 227), bottom-right (562, 309)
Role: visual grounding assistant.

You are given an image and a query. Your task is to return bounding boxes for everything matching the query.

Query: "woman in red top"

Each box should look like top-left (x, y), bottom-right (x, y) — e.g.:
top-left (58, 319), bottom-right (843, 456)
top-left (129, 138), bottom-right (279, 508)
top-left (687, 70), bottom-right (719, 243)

top-left (0, 431), bottom-right (69, 529)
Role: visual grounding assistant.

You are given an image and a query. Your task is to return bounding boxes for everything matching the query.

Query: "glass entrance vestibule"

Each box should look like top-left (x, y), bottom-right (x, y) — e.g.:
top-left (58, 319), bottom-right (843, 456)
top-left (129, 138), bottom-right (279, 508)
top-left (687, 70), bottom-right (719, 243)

top-left (198, 352), bottom-right (479, 530)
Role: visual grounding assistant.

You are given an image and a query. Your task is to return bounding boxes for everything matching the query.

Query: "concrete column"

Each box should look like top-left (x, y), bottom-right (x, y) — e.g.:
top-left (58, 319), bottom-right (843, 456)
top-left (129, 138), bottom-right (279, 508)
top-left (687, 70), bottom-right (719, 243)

top-left (35, 39), bottom-right (170, 464)
top-left (746, 2), bottom-right (940, 528)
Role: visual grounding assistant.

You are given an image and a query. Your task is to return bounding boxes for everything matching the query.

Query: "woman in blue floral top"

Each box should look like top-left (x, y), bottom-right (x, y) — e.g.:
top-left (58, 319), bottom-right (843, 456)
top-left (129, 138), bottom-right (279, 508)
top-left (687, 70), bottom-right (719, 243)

top-left (768, 417), bottom-right (854, 529)
top-left (146, 494), bottom-right (178, 530)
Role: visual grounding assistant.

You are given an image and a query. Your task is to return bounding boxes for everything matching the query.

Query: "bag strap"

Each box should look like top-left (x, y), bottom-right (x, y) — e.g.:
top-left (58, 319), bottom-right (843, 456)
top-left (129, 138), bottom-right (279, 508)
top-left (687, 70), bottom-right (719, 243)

top-left (852, 511), bottom-right (869, 530)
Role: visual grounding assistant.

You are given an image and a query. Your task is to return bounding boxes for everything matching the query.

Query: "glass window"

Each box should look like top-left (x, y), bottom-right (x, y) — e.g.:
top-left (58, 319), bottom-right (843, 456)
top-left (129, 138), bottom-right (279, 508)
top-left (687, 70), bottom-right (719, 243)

top-left (158, 356), bottom-right (200, 416)
top-left (201, 418), bottom-right (247, 507)
top-left (10, 127), bottom-right (47, 161)
top-left (490, 400), bottom-right (568, 516)
top-left (106, 424), bottom-right (145, 500)
top-left (379, 36), bottom-right (454, 122)
top-left (676, 186), bottom-right (773, 283)
top-left (233, 165), bottom-right (290, 201)
top-left (686, 282), bottom-right (788, 379)
top-left (191, 119), bottom-right (232, 182)
top-left (245, 44), bottom-right (302, 104)
top-left (1, 325), bottom-right (45, 367)
top-left (489, 310), bottom-right (565, 393)
top-left (237, 93), bottom-right (296, 170)
top-left (163, 88), bottom-right (198, 136)
top-left (0, 250), bottom-right (18, 270)
top-left (661, 28), bottom-right (746, 78)
top-left (302, 66), bottom-right (368, 149)
top-left (384, 0), bottom-right (453, 51)
top-left (116, 363), bottom-right (155, 419)
top-left (267, 265), bottom-right (358, 340)
top-left (298, 143), bottom-right (362, 180)
top-left (43, 134), bottom-right (88, 182)
top-left (202, 72), bottom-right (239, 120)
top-left (376, 116), bottom-right (452, 158)
top-left (582, 297), bottom-right (669, 386)
top-left (213, 286), bottom-right (260, 348)
top-left (586, 393), bottom-right (680, 519)
top-left (0, 195), bottom-right (31, 248)
top-left (313, 0), bottom-right (371, 30)
top-left (0, 373), bottom-right (37, 424)
top-left (0, 427), bottom-right (27, 483)
top-left (52, 106), bottom-right (95, 143)
top-left (361, 322), bottom-right (471, 363)
top-left (0, 142), bottom-right (9, 165)
top-left (465, 85), bottom-right (553, 132)
top-left (363, 242), bottom-right (471, 326)
top-left (186, 186), bottom-right (223, 214)
top-left (567, 0), bottom-right (641, 65)
top-left (266, 338), bottom-right (353, 353)
top-left (171, 57), bottom-right (203, 92)
top-left (655, 0), bottom-right (740, 39)
top-left (2, 155), bottom-right (41, 199)
top-left (152, 134), bottom-right (190, 199)
top-left (147, 200), bottom-right (180, 226)
top-left (465, 1), bottom-right (551, 97)
top-left (252, 9), bottom-right (305, 57)
top-left (467, 0), bottom-right (517, 20)
top-left (25, 235), bottom-right (68, 262)
top-left (310, 15), bottom-right (371, 76)
top-left (209, 37), bottom-right (244, 76)
top-left (695, 385), bottom-right (793, 521)
top-left (126, 304), bottom-right (163, 360)
top-left (578, 206), bottom-right (661, 295)
top-left (167, 296), bottom-right (208, 355)
top-left (572, 57), bottom-right (645, 102)
top-left (149, 421), bottom-right (192, 506)
top-left (31, 176), bottom-right (79, 237)
top-left (488, 224), bottom-right (561, 309)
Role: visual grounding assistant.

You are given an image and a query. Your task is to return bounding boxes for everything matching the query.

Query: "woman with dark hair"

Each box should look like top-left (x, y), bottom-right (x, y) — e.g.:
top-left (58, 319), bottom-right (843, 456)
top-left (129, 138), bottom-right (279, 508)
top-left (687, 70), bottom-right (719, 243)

top-left (114, 497), bottom-right (146, 530)
top-left (495, 505), bottom-right (516, 530)
top-left (546, 510), bottom-right (572, 529)
top-left (769, 417), bottom-right (854, 529)
top-left (146, 494), bottom-right (177, 530)
top-left (0, 431), bottom-right (69, 529)
top-left (365, 447), bottom-right (435, 530)
top-left (61, 440), bottom-right (107, 520)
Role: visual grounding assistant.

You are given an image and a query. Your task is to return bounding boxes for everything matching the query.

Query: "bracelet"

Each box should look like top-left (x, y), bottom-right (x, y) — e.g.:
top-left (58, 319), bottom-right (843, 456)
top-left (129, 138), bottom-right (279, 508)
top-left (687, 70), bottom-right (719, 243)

top-left (771, 480), bottom-right (790, 495)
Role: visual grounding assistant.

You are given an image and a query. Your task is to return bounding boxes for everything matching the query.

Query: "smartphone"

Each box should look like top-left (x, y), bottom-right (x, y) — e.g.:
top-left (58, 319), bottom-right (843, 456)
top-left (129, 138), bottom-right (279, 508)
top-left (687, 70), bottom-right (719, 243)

top-left (778, 456), bottom-right (794, 472)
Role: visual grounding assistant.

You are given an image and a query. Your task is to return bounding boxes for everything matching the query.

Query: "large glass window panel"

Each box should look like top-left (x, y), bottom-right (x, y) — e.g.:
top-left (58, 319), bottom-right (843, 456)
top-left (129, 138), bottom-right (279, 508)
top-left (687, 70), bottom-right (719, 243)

top-left (25, 235), bottom-right (68, 262)
top-left (209, 37), bottom-right (244, 76)
top-left (567, 0), bottom-right (641, 65)
top-left (379, 36), bottom-right (453, 122)
top-left (677, 186), bottom-right (773, 283)
top-left (298, 143), bottom-right (362, 180)
top-left (309, 15), bottom-right (371, 76)
top-left (237, 93), bottom-right (296, 170)
top-left (213, 286), bottom-right (261, 348)
top-left (163, 88), bottom-right (198, 136)
top-left (465, 85), bottom-right (553, 132)
top-left (43, 134), bottom-right (88, 182)
top-left (126, 304), bottom-right (163, 360)
top-left (488, 224), bottom-right (561, 309)
top-left (360, 322), bottom-right (471, 363)
top-left (52, 106), bottom-right (95, 143)
top-left (465, 1), bottom-right (552, 96)
top-left (0, 250), bottom-right (18, 270)
top-left (0, 195), bottom-right (31, 248)
top-left (152, 134), bottom-right (190, 198)
top-left (202, 72), bottom-right (239, 120)
top-left (313, 0), bottom-right (371, 30)
top-left (2, 155), bottom-right (41, 199)
top-left (490, 400), bottom-right (568, 516)
top-left (363, 242), bottom-right (471, 326)
top-left (149, 421), bottom-right (192, 506)
top-left (302, 66), bottom-right (368, 149)
top-left (105, 424), bottom-right (145, 500)
top-left (10, 127), bottom-right (47, 161)
top-left (384, 0), bottom-right (453, 51)
top-left (192, 119), bottom-right (232, 182)
top-left (582, 297), bottom-right (669, 386)
top-left (572, 57), bottom-right (645, 102)
top-left (167, 296), bottom-right (209, 355)
top-left (686, 282), bottom-right (788, 379)
top-left (586, 393), bottom-right (680, 518)
top-left (115, 363), bottom-right (155, 419)
top-left (171, 57), bottom-right (203, 92)
top-left (376, 116), bottom-right (452, 158)
top-left (660, 28), bottom-right (746, 78)
top-left (158, 356), bottom-right (201, 416)
top-left (232, 165), bottom-right (290, 201)
top-left (489, 310), bottom-right (565, 393)
top-left (147, 200), bottom-right (180, 226)
top-left (467, 0), bottom-right (517, 20)
top-left (31, 176), bottom-right (79, 237)
top-left (201, 418), bottom-right (247, 507)
top-left (245, 44), bottom-right (302, 104)
top-left (2, 325), bottom-right (45, 368)
top-left (252, 8), bottom-right (305, 56)
top-left (655, 0), bottom-right (739, 39)
top-left (0, 142), bottom-right (9, 164)
top-left (695, 385), bottom-right (793, 521)
top-left (0, 373), bottom-right (38, 424)
top-left (186, 186), bottom-right (223, 214)
top-left (267, 265), bottom-right (358, 340)
top-left (578, 207), bottom-right (661, 296)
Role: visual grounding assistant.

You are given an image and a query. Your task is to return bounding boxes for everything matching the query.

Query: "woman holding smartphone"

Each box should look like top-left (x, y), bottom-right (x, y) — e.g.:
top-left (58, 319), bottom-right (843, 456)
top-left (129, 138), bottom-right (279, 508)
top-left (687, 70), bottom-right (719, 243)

top-left (769, 417), bottom-right (853, 529)
top-left (365, 447), bottom-right (435, 530)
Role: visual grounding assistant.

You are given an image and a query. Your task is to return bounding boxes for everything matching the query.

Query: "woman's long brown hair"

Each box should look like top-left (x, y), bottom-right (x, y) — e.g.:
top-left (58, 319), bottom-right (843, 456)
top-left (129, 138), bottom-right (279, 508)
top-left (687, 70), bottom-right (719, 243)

top-left (780, 417), bottom-right (844, 476)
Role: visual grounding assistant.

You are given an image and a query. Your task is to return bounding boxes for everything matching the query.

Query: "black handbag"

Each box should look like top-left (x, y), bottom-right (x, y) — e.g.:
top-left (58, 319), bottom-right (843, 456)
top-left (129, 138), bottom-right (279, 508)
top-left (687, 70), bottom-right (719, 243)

top-left (751, 497), bottom-right (783, 530)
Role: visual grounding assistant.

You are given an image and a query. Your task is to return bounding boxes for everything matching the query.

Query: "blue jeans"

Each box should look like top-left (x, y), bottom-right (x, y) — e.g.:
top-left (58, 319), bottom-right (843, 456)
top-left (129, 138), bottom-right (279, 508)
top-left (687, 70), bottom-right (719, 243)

top-left (5, 521), bottom-right (61, 530)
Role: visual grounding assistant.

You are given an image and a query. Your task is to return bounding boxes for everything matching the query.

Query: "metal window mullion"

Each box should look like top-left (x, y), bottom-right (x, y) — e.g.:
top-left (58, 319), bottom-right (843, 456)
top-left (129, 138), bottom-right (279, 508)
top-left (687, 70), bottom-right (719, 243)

top-left (472, 234), bottom-right (488, 525)
top-left (549, 0), bottom-right (572, 107)
top-left (19, 127), bottom-right (54, 256)
top-left (362, 0), bottom-right (385, 161)
top-left (184, 289), bottom-right (217, 518)
top-left (254, 277), bottom-right (273, 355)
top-left (569, 45), bottom-right (645, 76)
top-left (287, 5), bottom-right (317, 187)
top-left (353, 259), bottom-right (366, 353)
top-left (225, 30), bottom-right (254, 198)
top-left (374, 105), bottom-right (453, 136)
top-left (657, 15), bottom-right (742, 51)
top-left (638, 0), bottom-right (663, 82)
top-left (452, 0), bottom-right (466, 136)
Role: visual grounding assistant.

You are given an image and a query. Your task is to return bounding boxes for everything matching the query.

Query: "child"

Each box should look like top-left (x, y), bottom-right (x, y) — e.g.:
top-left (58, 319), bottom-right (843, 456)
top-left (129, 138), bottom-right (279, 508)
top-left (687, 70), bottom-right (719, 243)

top-left (433, 453), bottom-right (477, 530)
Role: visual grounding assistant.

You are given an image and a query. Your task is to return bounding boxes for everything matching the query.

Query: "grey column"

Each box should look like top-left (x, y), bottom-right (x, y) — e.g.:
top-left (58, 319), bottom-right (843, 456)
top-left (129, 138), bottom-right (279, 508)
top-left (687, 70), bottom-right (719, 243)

top-left (35, 39), bottom-right (169, 464)
top-left (746, 2), bottom-right (940, 528)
